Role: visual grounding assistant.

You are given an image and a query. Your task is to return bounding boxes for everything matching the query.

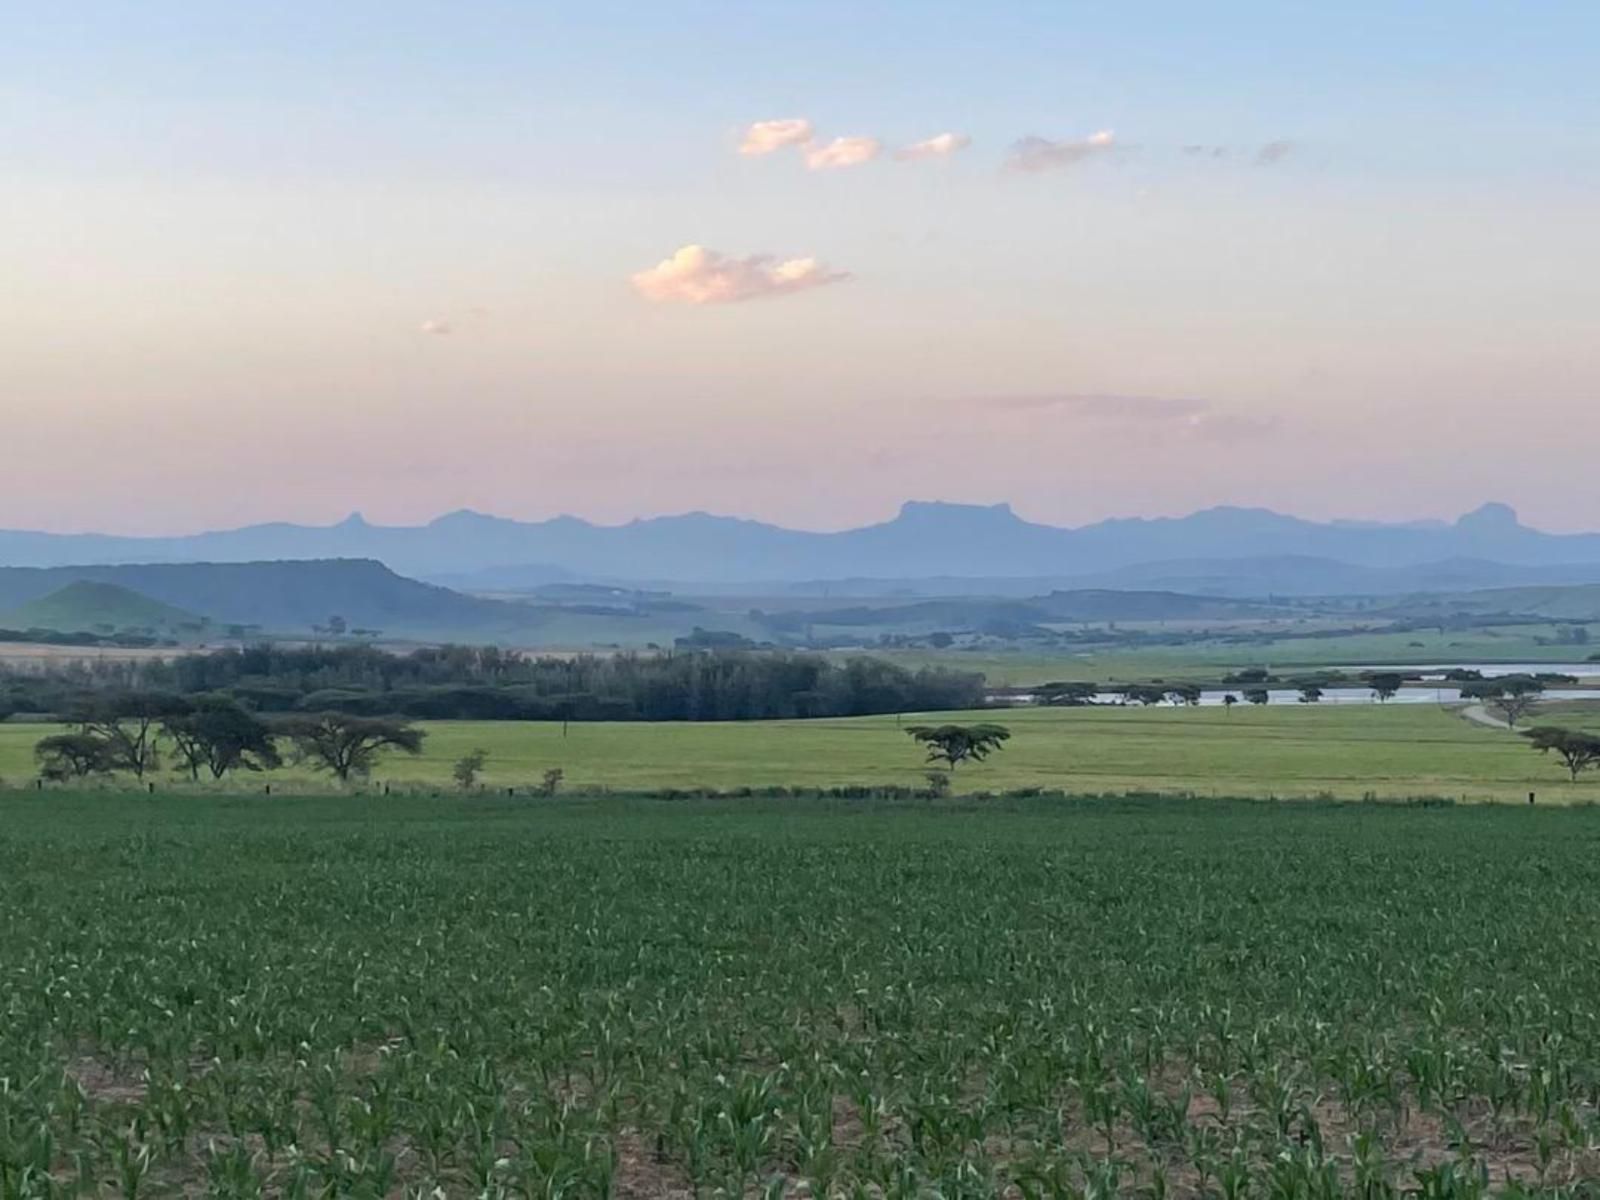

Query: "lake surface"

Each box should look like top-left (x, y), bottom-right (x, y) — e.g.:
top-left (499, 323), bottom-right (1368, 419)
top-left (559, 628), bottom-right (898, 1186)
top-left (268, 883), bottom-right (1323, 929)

top-left (1000, 662), bottom-right (1600, 707)
top-left (1353, 662), bottom-right (1600, 680)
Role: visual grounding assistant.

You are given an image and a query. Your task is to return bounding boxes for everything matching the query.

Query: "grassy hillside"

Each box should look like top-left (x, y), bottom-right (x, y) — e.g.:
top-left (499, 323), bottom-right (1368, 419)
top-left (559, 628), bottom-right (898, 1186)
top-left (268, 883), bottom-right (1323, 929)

top-left (0, 559), bottom-right (535, 640)
top-left (3, 703), bottom-right (1594, 801)
top-left (1390, 584), bottom-right (1600, 621)
top-left (0, 581), bottom-right (202, 635)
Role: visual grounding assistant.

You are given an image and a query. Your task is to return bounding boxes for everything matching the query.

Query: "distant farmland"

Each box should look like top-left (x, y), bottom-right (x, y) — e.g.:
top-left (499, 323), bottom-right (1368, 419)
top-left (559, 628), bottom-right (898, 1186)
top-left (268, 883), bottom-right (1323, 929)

top-left (5, 704), bottom-right (1598, 802)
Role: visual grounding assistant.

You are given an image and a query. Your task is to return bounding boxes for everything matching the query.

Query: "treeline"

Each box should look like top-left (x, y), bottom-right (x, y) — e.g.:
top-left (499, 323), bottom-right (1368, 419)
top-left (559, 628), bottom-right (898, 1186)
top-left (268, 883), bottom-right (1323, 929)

top-left (0, 644), bottom-right (986, 722)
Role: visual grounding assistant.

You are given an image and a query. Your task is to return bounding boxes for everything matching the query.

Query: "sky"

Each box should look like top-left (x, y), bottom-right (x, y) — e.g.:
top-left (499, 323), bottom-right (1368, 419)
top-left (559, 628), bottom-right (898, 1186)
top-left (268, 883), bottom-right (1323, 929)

top-left (4, 1), bottom-right (1598, 535)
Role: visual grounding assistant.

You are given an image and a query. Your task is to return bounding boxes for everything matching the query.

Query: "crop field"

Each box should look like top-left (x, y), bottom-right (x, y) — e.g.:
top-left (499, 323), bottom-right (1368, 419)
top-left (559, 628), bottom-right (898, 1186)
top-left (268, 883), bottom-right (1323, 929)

top-left (4, 793), bottom-right (1600, 1197)
top-left (4, 703), bottom-right (1599, 803)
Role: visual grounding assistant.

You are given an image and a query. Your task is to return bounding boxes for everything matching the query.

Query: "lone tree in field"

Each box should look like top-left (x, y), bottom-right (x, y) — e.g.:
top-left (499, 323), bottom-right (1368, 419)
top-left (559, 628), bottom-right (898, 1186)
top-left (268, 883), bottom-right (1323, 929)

top-left (452, 749), bottom-right (489, 790)
top-left (1244, 688), bottom-right (1270, 706)
top-left (35, 732), bottom-right (118, 782)
top-left (1365, 672), bottom-right (1405, 703)
top-left (1298, 684), bottom-right (1324, 704)
top-left (1524, 726), bottom-right (1600, 783)
top-left (163, 697), bottom-right (280, 781)
top-left (1463, 677), bottom-right (1545, 728)
top-left (905, 723), bottom-right (1011, 771)
top-left (280, 714), bottom-right (425, 783)
top-left (69, 691), bottom-right (191, 780)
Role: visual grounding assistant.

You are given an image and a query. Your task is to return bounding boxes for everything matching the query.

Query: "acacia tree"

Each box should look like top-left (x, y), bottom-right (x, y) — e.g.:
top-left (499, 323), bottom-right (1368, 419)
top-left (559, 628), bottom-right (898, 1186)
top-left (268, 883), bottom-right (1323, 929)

top-left (1525, 726), bottom-right (1600, 782)
top-left (1298, 685), bottom-right (1324, 704)
top-left (1464, 677), bottom-right (1545, 728)
top-left (69, 691), bottom-right (191, 780)
top-left (35, 732), bottom-right (118, 782)
top-left (1365, 673), bottom-right (1405, 703)
top-left (905, 723), bottom-right (1011, 771)
top-left (281, 713), bottom-right (425, 782)
top-left (163, 698), bottom-right (280, 781)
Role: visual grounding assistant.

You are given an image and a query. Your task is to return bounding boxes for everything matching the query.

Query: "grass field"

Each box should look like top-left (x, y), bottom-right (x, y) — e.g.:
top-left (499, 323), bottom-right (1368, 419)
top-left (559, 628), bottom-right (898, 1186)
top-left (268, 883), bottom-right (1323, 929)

top-left (4, 793), bottom-right (1600, 1196)
top-left (3, 703), bottom-right (1598, 802)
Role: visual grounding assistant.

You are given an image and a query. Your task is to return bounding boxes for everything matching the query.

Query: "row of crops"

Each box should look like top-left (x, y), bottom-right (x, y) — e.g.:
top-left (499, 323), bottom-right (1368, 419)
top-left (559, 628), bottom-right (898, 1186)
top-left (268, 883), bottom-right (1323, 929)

top-left (2, 793), bottom-right (1599, 1197)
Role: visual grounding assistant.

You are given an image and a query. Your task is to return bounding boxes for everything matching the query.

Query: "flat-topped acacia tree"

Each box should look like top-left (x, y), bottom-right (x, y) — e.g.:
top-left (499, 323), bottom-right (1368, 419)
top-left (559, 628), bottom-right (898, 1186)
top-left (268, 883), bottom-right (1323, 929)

top-left (279, 713), bottom-right (425, 783)
top-left (904, 723), bottom-right (1012, 772)
top-left (1525, 726), bottom-right (1600, 783)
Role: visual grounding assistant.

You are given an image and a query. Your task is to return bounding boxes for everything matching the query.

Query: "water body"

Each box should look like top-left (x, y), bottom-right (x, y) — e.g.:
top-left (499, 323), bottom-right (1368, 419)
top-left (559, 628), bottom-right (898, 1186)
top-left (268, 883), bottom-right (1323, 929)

top-left (1006, 663), bottom-right (1600, 707)
top-left (1124, 687), bottom-right (1599, 708)
top-left (1000, 687), bottom-right (1600, 707)
top-left (1352, 663), bottom-right (1600, 680)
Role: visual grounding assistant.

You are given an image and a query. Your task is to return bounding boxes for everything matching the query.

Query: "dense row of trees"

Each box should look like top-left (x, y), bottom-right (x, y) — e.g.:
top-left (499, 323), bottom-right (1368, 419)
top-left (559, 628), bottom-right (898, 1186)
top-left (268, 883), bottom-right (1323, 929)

top-left (0, 644), bottom-right (986, 723)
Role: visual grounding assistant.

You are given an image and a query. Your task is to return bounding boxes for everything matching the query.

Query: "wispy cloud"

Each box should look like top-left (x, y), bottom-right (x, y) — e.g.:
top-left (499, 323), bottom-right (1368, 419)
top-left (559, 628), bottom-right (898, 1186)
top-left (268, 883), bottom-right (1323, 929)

top-left (803, 136), bottom-right (882, 170)
top-left (631, 244), bottom-right (850, 305)
top-left (1004, 130), bottom-right (1117, 173)
top-left (896, 132), bottom-right (971, 161)
top-left (981, 393), bottom-right (1207, 419)
top-left (419, 319), bottom-right (452, 335)
top-left (1256, 139), bottom-right (1294, 165)
top-left (738, 118), bottom-right (814, 156)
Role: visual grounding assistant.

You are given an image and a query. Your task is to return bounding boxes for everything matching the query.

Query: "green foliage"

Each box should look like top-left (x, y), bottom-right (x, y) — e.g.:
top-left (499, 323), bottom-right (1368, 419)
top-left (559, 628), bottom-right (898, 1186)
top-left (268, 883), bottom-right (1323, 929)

top-left (33, 731), bottom-right (117, 781)
top-left (1524, 725), bottom-right (1600, 781)
top-left (4, 794), bottom-right (1600, 1194)
top-left (163, 697), bottom-right (281, 781)
top-left (903, 722), bottom-right (1011, 770)
top-left (1365, 672), bottom-right (1405, 702)
top-left (1462, 676), bottom-right (1546, 727)
top-left (280, 713), bottom-right (426, 782)
top-left (0, 643), bottom-right (987, 723)
top-left (69, 690), bottom-right (191, 779)
top-left (452, 748), bottom-right (489, 790)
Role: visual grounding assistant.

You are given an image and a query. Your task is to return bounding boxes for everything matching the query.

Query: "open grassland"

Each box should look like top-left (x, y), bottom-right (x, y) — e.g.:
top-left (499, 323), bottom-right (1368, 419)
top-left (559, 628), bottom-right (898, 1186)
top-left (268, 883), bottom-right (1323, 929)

top-left (854, 624), bottom-right (1597, 687)
top-left (4, 794), bottom-right (1600, 1196)
top-left (3, 703), bottom-right (1597, 802)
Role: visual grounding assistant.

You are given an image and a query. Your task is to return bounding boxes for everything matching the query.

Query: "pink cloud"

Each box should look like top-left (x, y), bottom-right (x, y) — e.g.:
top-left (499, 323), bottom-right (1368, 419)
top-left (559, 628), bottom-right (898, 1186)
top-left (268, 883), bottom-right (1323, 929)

top-left (803, 136), bottom-right (882, 170)
top-left (630, 244), bottom-right (850, 304)
top-left (738, 118), bottom-right (814, 156)
top-left (896, 132), bottom-right (971, 161)
top-left (1005, 130), bottom-right (1117, 172)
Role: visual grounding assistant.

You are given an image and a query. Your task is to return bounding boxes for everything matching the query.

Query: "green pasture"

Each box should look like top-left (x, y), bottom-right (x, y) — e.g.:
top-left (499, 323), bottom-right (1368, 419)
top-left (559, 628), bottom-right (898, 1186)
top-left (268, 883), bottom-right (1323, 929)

top-left (4, 701), bottom-right (1595, 801)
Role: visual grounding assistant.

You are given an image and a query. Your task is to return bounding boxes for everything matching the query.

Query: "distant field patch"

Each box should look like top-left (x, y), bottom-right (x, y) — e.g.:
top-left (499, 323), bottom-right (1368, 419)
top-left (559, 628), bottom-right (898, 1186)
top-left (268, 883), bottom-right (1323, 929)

top-left (3, 703), bottom-right (1596, 802)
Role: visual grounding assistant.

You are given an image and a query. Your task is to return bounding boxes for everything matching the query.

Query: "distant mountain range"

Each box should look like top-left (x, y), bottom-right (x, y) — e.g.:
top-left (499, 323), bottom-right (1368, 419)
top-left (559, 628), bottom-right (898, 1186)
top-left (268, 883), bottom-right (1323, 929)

top-left (7, 501), bottom-right (1600, 596)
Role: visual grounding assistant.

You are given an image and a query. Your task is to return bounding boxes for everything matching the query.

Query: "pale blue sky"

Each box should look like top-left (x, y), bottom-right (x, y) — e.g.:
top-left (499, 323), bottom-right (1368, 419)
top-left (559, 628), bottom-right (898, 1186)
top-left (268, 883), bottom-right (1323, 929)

top-left (4, 2), bottom-right (1597, 532)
